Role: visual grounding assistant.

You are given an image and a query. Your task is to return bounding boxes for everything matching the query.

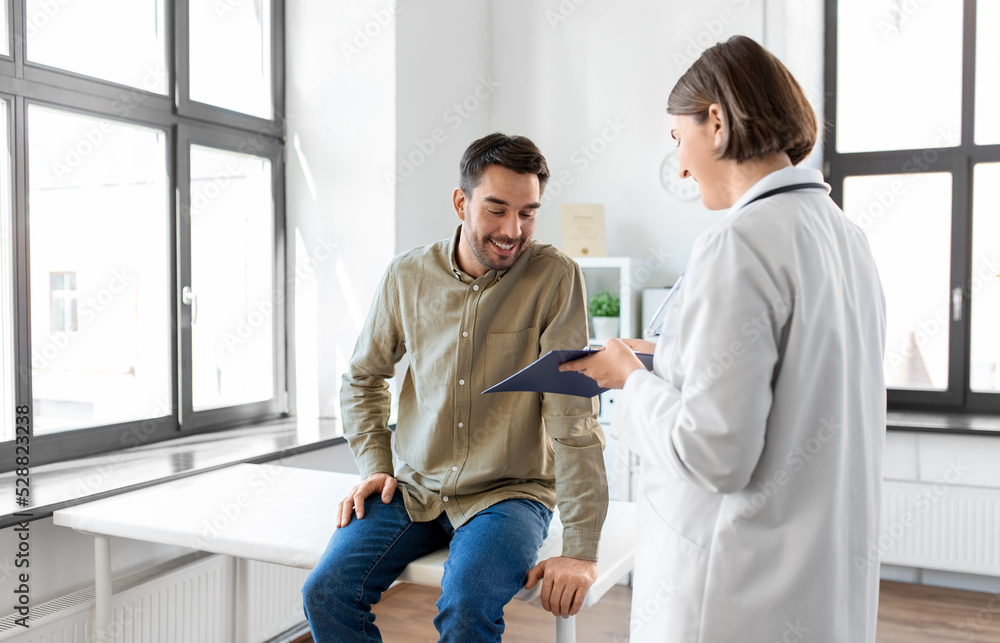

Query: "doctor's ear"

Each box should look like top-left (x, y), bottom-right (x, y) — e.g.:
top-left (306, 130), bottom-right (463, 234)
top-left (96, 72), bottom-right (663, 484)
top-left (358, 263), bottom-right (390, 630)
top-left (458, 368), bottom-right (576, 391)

top-left (453, 187), bottom-right (467, 221)
top-left (707, 103), bottom-right (725, 148)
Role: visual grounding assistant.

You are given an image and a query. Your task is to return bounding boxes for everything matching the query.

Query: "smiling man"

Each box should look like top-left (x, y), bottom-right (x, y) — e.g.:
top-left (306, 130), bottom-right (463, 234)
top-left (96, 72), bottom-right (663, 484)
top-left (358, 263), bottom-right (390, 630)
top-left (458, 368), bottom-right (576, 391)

top-left (302, 133), bottom-right (609, 642)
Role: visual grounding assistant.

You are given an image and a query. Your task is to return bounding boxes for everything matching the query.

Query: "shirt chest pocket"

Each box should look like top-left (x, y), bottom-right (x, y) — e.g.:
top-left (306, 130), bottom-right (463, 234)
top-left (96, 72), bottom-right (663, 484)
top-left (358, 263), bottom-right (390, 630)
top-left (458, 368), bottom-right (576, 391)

top-left (477, 327), bottom-right (539, 391)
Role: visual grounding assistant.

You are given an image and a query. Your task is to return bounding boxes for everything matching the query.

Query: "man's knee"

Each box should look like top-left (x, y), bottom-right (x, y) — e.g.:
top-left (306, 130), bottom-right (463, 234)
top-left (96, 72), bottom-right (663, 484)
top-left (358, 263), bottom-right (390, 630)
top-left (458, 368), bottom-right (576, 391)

top-left (436, 584), bottom-right (507, 632)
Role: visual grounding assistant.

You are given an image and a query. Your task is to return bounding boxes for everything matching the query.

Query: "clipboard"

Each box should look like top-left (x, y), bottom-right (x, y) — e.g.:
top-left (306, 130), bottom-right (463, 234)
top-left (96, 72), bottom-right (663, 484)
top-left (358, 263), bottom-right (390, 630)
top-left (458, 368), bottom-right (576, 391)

top-left (482, 349), bottom-right (655, 398)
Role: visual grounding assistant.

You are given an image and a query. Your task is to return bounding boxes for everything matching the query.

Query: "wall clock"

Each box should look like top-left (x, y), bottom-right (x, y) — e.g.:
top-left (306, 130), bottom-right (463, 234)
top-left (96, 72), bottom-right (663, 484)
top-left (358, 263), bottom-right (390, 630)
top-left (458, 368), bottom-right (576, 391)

top-left (660, 149), bottom-right (700, 201)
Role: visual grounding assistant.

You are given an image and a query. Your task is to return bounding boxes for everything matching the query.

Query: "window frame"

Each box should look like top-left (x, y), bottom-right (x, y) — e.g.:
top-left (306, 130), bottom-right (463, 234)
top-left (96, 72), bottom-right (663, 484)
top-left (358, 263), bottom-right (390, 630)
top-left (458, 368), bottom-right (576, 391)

top-left (824, 0), bottom-right (1000, 415)
top-left (177, 122), bottom-right (287, 431)
top-left (0, 0), bottom-right (287, 472)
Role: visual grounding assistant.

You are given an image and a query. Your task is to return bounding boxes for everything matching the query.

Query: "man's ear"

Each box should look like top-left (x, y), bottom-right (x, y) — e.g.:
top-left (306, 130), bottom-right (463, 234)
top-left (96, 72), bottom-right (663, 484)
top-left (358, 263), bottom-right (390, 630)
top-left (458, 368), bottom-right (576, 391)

top-left (453, 187), bottom-right (467, 221)
top-left (707, 103), bottom-right (725, 148)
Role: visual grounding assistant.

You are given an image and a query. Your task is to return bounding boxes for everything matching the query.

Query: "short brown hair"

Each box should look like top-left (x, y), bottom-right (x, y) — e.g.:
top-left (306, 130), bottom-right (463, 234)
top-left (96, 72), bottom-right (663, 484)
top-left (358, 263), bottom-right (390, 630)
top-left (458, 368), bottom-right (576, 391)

top-left (667, 36), bottom-right (817, 166)
top-left (459, 133), bottom-right (550, 196)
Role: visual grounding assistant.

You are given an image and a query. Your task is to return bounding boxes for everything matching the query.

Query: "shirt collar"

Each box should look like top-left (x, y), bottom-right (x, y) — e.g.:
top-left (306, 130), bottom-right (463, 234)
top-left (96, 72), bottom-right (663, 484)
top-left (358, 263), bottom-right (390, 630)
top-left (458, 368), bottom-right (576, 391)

top-left (447, 224), bottom-right (509, 285)
top-left (726, 166), bottom-right (829, 218)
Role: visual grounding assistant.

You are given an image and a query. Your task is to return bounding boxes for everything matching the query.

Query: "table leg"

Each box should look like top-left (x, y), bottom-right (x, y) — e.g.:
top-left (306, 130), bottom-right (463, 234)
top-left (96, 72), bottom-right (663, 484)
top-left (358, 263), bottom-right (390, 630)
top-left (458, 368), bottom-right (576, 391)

top-left (556, 615), bottom-right (576, 643)
top-left (93, 536), bottom-right (111, 643)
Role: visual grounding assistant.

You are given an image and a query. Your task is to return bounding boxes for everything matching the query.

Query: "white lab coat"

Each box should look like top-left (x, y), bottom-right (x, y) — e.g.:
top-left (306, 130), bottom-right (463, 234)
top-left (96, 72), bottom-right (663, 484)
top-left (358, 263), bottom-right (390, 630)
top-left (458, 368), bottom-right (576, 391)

top-left (613, 167), bottom-right (886, 642)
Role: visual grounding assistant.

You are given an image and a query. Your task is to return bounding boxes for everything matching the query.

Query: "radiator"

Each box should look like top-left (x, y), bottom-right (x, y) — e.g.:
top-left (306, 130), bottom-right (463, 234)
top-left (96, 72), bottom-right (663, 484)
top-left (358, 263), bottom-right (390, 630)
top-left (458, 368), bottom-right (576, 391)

top-left (240, 561), bottom-right (311, 642)
top-left (0, 553), bottom-right (309, 643)
top-left (880, 479), bottom-right (1000, 576)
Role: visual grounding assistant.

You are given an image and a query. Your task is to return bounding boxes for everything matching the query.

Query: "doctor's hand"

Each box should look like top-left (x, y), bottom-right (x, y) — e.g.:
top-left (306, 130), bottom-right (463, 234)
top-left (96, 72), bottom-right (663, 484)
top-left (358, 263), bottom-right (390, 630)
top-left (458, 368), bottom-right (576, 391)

top-left (336, 472), bottom-right (397, 528)
top-left (621, 338), bottom-right (657, 354)
top-left (559, 337), bottom-right (646, 390)
top-left (524, 556), bottom-right (598, 617)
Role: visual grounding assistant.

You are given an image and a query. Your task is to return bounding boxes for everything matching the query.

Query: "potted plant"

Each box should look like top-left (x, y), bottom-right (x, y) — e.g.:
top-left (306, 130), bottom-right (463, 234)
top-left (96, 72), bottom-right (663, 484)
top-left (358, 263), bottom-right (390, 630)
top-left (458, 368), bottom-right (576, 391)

top-left (588, 290), bottom-right (620, 344)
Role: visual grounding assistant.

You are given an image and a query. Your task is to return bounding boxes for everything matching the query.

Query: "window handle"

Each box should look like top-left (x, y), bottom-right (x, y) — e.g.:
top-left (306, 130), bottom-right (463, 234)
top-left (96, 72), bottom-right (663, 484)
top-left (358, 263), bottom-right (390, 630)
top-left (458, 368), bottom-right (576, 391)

top-left (952, 287), bottom-right (963, 322)
top-left (182, 286), bottom-right (198, 324)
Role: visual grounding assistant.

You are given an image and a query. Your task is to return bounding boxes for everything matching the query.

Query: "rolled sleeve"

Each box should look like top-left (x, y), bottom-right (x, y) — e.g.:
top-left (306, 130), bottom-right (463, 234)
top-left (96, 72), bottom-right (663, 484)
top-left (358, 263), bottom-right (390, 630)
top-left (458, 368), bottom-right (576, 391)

top-left (340, 263), bottom-right (407, 479)
top-left (541, 265), bottom-right (609, 560)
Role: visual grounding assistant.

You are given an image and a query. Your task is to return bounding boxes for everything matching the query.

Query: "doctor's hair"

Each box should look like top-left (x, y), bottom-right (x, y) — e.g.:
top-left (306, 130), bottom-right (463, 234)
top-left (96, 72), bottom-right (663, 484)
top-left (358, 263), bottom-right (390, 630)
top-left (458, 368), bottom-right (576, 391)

top-left (459, 132), bottom-right (550, 197)
top-left (667, 35), bottom-right (817, 166)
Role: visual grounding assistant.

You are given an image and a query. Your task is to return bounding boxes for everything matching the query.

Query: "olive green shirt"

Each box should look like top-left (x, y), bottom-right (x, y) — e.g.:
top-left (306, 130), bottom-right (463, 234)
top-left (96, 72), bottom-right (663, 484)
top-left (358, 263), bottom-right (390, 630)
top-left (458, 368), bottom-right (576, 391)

top-left (341, 226), bottom-right (608, 560)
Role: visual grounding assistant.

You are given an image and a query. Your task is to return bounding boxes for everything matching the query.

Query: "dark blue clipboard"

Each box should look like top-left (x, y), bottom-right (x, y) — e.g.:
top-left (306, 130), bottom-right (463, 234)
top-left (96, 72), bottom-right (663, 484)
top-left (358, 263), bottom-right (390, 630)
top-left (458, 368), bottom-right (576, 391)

top-left (481, 349), bottom-right (654, 398)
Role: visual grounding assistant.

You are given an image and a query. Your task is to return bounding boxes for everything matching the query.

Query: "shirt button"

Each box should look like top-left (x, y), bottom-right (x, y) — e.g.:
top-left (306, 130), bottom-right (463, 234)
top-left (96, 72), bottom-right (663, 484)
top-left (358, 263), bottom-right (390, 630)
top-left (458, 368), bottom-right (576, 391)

top-left (462, 331), bottom-right (468, 337)
top-left (473, 285), bottom-right (480, 291)
top-left (458, 422), bottom-right (464, 428)
top-left (443, 496), bottom-right (450, 502)
top-left (452, 466), bottom-right (458, 472)
top-left (459, 379), bottom-right (465, 385)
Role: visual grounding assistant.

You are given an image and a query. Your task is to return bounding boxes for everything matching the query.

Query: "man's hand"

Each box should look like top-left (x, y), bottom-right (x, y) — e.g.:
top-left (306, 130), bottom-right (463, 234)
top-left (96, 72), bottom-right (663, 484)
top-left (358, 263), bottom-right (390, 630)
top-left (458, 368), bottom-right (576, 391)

top-left (559, 337), bottom-right (647, 390)
top-left (336, 472), bottom-right (398, 528)
top-left (523, 556), bottom-right (598, 618)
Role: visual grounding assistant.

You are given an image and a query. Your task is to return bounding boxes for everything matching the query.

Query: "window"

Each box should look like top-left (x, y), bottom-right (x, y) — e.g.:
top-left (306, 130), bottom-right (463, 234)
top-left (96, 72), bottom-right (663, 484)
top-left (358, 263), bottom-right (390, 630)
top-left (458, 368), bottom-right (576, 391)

top-left (0, 0), bottom-right (9, 57)
top-left (0, 99), bottom-right (12, 443)
top-left (48, 272), bottom-right (78, 333)
top-left (826, 0), bottom-right (1000, 413)
top-left (0, 0), bottom-right (286, 470)
top-left (188, 0), bottom-right (273, 118)
top-left (25, 0), bottom-right (167, 93)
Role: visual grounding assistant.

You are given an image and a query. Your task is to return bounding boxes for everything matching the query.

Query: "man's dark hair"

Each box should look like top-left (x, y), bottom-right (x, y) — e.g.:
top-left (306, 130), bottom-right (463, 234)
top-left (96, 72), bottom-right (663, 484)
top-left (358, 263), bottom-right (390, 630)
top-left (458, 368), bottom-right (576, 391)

top-left (459, 133), bottom-right (550, 196)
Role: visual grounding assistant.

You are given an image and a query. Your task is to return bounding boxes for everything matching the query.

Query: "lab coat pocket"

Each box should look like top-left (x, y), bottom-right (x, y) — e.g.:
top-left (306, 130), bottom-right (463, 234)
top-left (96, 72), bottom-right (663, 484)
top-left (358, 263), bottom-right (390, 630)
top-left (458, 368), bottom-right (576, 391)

top-left (632, 494), bottom-right (711, 642)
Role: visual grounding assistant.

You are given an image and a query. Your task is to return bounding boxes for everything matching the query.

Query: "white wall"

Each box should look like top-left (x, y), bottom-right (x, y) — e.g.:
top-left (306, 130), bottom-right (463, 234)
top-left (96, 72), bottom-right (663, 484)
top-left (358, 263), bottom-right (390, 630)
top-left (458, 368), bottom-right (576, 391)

top-left (394, 0), bottom-right (495, 251)
top-left (285, 0), bottom-right (398, 420)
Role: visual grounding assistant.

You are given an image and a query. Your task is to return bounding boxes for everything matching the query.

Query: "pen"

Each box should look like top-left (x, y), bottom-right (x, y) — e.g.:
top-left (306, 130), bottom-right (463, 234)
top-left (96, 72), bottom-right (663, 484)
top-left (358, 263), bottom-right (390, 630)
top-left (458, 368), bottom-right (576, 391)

top-left (644, 274), bottom-right (684, 337)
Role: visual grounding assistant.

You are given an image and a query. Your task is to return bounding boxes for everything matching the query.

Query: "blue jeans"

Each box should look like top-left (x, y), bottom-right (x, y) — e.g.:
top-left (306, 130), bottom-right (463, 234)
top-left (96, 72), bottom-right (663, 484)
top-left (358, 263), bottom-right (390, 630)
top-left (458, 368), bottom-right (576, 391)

top-left (302, 491), bottom-right (552, 643)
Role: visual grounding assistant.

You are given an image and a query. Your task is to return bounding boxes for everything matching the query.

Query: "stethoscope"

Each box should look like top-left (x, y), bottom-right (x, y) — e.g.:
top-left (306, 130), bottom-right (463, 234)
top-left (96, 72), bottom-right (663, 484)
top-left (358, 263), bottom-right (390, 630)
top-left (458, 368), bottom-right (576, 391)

top-left (644, 182), bottom-right (827, 337)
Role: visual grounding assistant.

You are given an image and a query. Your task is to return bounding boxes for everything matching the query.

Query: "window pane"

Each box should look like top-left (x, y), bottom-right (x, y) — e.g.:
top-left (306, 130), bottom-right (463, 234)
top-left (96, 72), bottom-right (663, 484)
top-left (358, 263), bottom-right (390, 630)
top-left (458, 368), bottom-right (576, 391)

top-left (28, 106), bottom-right (171, 435)
top-left (190, 145), bottom-right (274, 411)
top-left (843, 173), bottom-right (952, 390)
top-left (971, 163), bottom-right (1000, 392)
top-left (26, 0), bottom-right (166, 93)
top-left (837, 0), bottom-right (962, 153)
top-left (976, 0), bottom-right (1000, 144)
top-left (189, 0), bottom-right (272, 119)
top-left (0, 0), bottom-right (9, 57)
top-left (0, 100), bottom-right (13, 442)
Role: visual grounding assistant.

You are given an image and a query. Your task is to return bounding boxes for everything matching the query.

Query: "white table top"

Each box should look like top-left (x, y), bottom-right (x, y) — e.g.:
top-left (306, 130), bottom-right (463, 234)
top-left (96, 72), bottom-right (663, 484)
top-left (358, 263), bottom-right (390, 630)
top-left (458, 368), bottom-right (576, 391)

top-left (53, 464), bottom-right (635, 608)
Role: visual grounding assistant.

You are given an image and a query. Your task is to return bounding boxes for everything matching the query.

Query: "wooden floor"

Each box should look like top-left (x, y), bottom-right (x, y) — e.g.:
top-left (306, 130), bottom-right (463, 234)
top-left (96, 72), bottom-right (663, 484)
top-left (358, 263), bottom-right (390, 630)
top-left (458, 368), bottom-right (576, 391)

top-left (296, 579), bottom-right (1000, 642)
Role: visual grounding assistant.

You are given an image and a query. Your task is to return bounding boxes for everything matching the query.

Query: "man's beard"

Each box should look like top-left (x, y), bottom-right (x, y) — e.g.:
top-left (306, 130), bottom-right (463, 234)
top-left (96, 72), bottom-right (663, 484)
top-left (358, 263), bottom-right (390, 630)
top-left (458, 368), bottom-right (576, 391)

top-left (465, 229), bottom-right (528, 273)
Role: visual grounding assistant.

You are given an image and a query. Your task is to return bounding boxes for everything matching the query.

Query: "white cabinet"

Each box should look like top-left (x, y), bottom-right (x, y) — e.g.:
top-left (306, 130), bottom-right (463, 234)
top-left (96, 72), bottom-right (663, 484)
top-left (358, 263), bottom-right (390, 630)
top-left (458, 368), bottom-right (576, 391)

top-left (577, 257), bottom-right (640, 504)
top-left (576, 257), bottom-right (636, 344)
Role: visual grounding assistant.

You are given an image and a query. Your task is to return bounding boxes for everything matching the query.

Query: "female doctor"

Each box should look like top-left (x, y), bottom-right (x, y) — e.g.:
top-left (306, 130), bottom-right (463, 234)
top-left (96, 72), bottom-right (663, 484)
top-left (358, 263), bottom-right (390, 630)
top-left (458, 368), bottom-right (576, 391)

top-left (562, 36), bottom-right (887, 642)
